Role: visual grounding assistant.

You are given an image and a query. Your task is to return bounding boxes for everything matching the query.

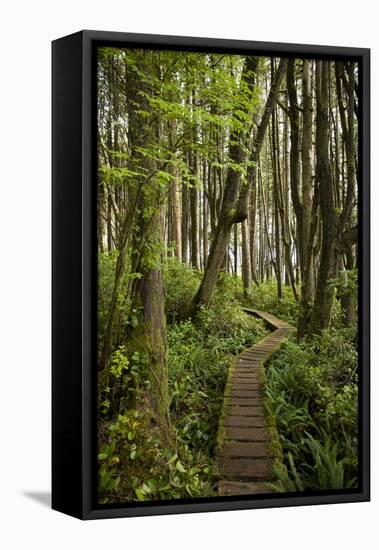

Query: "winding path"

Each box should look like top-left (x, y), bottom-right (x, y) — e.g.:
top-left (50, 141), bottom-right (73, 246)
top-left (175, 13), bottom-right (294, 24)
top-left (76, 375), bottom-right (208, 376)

top-left (217, 309), bottom-right (295, 496)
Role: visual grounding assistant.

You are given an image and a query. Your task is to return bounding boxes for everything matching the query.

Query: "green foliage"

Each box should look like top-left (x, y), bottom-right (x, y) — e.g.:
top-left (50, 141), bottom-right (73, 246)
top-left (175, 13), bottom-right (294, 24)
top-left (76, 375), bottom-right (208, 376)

top-left (163, 259), bottom-right (202, 320)
top-left (97, 439), bottom-right (121, 496)
top-left (266, 328), bottom-right (358, 491)
top-left (98, 408), bottom-right (214, 503)
top-left (98, 49), bottom-right (261, 205)
top-left (98, 265), bottom-right (267, 502)
top-left (332, 268), bottom-right (358, 295)
top-left (245, 280), bottom-right (299, 325)
top-left (97, 251), bottom-right (119, 338)
top-left (98, 345), bottom-right (150, 418)
top-left (109, 345), bottom-right (129, 378)
top-left (197, 296), bottom-right (267, 355)
top-left (167, 305), bottom-right (266, 451)
top-left (96, 44), bottom-right (359, 503)
top-left (97, 251), bottom-right (141, 347)
top-left (98, 251), bottom-right (358, 499)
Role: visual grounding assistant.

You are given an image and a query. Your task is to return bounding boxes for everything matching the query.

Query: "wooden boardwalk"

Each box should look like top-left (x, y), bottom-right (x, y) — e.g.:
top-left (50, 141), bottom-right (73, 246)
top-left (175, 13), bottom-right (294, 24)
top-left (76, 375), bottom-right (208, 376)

top-left (217, 309), bottom-right (295, 496)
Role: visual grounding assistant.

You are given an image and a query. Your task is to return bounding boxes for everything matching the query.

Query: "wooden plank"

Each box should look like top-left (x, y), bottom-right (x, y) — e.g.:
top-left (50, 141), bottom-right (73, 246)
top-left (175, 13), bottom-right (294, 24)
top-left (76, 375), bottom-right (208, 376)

top-left (218, 457), bottom-right (272, 480)
top-left (229, 389), bottom-right (263, 397)
top-left (224, 415), bottom-right (266, 428)
top-left (221, 441), bottom-right (268, 458)
top-left (225, 397), bottom-right (265, 406)
top-left (226, 405), bottom-right (265, 417)
top-left (232, 384), bottom-right (261, 391)
top-left (217, 309), bottom-right (295, 495)
top-left (225, 426), bottom-right (269, 441)
top-left (232, 374), bottom-right (260, 380)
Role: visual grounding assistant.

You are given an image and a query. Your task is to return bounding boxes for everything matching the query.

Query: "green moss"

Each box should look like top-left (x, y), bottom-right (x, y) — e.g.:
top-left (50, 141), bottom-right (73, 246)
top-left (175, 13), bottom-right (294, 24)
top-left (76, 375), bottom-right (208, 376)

top-left (215, 356), bottom-right (236, 462)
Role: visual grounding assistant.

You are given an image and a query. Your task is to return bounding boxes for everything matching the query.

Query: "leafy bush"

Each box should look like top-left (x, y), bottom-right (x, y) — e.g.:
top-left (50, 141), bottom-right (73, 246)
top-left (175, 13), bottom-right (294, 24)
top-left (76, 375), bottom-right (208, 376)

top-left (163, 258), bottom-right (201, 320)
top-left (266, 328), bottom-right (358, 491)
top-left (98, 264), bottom-right (267, 502)
top-left (245, 280), bottom-right (299, 325)
top-left (98, 409), bottom-right (214, 503)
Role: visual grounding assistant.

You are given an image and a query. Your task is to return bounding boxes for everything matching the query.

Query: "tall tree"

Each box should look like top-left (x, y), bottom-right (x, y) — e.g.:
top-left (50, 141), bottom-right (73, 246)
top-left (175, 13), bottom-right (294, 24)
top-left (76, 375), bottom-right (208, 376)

top-left (308, 61), bottom-right (337, 335)
top-left (298, 59), bottom-right (316, 337)
top-left (192, 57), bottom-right (287, 312)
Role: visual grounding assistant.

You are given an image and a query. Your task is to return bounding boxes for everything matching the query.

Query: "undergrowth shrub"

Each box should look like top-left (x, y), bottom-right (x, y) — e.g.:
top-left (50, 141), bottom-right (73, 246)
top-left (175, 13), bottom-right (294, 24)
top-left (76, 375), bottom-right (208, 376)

top-left (163, 258), bottom-right (202, 320)
top-left (98, 262), bottom-right (267, 502)
top-left (266, 328), bottom-right (358, 491)
top-left (245, 280), bottom-right (299, 325)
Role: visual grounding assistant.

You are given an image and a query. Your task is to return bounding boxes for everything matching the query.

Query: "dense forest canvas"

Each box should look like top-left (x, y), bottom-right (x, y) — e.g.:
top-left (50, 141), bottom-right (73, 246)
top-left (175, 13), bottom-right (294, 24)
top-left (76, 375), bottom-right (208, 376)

top-left (96, 46), bottom-right (359, 504)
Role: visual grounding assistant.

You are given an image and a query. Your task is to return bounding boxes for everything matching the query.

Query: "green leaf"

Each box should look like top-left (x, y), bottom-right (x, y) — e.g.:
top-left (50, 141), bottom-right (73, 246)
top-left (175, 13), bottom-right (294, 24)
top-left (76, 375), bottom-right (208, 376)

top-left (107, 476), bottom-right (120, 491)
top-left (97, 453), bottom-right (107, 461)
top-left (142, 483), bottom-right (151, 494)
top-left (167, 453), bottom-right (178, 465)
top-left (176, 460), bottom-right (186, 473)
top-left (147, 479), bottom-right (157, 491)
top-left (135, 488), bottom-right (145, 501)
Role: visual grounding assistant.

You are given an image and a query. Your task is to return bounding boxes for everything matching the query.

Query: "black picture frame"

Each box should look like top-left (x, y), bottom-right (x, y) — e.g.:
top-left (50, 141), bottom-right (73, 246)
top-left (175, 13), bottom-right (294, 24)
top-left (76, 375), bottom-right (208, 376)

top-left (52, 30), bottom-right (370, 520)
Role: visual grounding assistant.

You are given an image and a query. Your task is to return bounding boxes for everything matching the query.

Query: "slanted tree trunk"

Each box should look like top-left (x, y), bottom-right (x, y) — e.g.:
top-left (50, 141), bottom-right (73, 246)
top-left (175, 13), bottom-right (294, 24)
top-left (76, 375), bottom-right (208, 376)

top-left (192, 57), bottom-right (287, 312)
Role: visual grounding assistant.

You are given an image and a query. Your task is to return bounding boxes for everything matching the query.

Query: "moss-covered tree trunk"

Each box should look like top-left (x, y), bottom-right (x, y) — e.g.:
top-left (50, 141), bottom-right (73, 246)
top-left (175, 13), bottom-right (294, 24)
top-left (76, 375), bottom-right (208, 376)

top-left (308, 61), bottom-right (337, 335)
top-left (139, 204), bottom-right (174, 448)
top-left (129, 51), bottom-right (174, 447)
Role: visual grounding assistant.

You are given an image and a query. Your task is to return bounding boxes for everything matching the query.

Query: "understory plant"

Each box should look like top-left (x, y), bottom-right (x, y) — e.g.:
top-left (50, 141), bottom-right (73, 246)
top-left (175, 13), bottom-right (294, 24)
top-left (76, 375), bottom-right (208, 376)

top-left (97, 262), bottom-right (267, 502)
top-left (266, 328), bottom-right (358, 491)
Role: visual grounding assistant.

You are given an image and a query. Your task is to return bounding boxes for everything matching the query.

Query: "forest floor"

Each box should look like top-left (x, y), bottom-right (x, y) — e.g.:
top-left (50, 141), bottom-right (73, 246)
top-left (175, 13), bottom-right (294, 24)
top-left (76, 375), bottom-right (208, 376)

top-left (98, 261), bottom-right (359, 502)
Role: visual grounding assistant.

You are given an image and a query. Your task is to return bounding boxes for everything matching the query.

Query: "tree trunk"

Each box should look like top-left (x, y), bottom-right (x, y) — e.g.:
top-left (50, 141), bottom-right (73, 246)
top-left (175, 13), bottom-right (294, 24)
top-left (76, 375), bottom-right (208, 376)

top-left (298, 59), bottom-right (315, 337)
top-left (241, 219), bottom-right (252, 295)
top-left (271, 73), bottom-right (282, 298)
top-left (189, 149), bottom-right (200, 270)
top-left (139, 203), bottom-right (174, 447)
top-left (308, 61), bottom-right (337, 335)
top-left (168, 166), bottom-right (182, 261)
top-left (181, 183), bottom-right (189, 264)
top-left (192, 57), bottom-right (287, 312)
top-left (249, 186), bottom-right (258, 284)
top-left (126, 51), bottom-right (174, 446)
top-left (287, 59), bottom-right (304, 279)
